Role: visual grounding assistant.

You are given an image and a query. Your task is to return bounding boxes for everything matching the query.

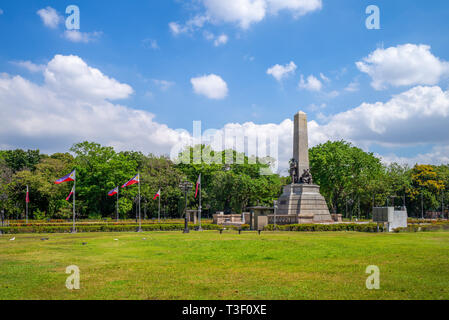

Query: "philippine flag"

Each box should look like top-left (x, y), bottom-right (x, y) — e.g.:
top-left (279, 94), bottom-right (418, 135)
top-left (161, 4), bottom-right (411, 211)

top-left (195, 174), bottom-right (201, 198)
top-left (153, 189), bottom-right (161, 200)
top-left (66, 186), bottom-right (75, 201)
top-left (108, 187), bottom-right (119, 197)
top-left (55, 170), bottom-right (76, 185)
top-left (122, 174), bottom-right (139, 188)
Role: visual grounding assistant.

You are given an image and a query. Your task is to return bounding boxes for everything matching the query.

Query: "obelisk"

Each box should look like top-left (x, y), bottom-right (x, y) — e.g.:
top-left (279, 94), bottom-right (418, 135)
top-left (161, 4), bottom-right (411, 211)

top-left (293, 111), bottom-right (310, 176)
top-left (277, 111), bottom-right (333, 223)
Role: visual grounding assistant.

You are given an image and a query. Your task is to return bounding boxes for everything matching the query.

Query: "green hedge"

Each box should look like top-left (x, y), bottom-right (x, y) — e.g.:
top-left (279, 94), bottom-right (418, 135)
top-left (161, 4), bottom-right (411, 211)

top-left (264, 223), bottom-right (383, 233)
top-left (394, 223), bottom-right (449, 233)
top-left (0, 223), bottom-right (221, 234)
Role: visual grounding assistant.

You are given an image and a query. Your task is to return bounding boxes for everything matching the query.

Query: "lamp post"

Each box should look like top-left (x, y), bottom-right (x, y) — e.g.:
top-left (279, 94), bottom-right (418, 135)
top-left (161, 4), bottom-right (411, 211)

top-left (179, 180), bottom-right (193, 234)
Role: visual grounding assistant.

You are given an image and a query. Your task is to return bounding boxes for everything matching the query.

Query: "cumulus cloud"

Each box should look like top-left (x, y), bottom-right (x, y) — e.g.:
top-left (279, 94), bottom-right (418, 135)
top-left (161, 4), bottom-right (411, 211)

top-left (299, 74), bottom-right (322, 91)
top-left (37, 7), bottom-right (63, 29)
top-left (356, 44), bottom-right (449, 90)
top-left (0, 55), bottom-right (189, 157)
top-left (64, 30), bottom-right (102, 43)
top-left (1, 55), bottom-right (448, 175)
top-left (266, 0), bottom-right (322, 16)
top-left (170, 0), bottom-right (322, 32)
top-left (191, 74), bottom-right (229, 99)
top-left (11, 61), bottom-right (45, 73)
top-left (43, 55), bottom-right (133, 101)
top-left (315, 86), bottom-right (449, 147)
top-left (214, 34), bottom-right (229, 46)
top-left (267, 61), bottom-right (297, 81)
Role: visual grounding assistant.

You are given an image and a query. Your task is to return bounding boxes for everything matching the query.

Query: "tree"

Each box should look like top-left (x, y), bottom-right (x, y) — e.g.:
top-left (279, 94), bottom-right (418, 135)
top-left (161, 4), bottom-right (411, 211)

top-left (310, 140), bottom-right (383, 216)
top-left (408, 165), bottom-right (445, 217)
top-left (70, 142), bottom-right (139, 218)
top-left (0, 149), bottom-right (42, 173)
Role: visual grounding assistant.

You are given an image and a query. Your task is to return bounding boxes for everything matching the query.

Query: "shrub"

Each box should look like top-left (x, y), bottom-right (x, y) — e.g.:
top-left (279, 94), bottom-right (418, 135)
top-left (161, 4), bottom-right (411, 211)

top-left (263, 223), bottom-right (383, 233)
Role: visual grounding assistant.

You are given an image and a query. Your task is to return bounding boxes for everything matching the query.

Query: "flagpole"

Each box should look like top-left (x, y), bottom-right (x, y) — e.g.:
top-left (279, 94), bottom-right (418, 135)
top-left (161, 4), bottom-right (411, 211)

top-left (116, 187), bottom-right (119, 222)
top-left (138, 173), bottom-right (142, 232)
top-left (26, 186), bottom-right (29, 224)
top-left (72, 171), bottom-right (76, 233)
top-left (198, 174), bottom-right (202, 231)
top-left (158, 189), bottom-right (161, 223)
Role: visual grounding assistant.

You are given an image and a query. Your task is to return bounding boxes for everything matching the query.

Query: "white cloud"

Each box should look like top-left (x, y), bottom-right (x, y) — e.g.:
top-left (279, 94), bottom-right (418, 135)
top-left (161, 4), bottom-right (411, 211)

top-left (266, 0), bottom-right (322, 16)
top-left (64, 30), bottom-right (102, 43)
top-left (319, 72), bottom-right (330, 83)
top-left (191, 74), bottom-right (229, 99)
top-left (37, 7), bottom-right (62, 29)
top-left (203, 32), bottom-right (229, 46)
top-left (380, 146), bottom-right (449, 166)
top-left (2, 55), bottom-right (448, 175)
top-left (169, 22), bottom-right (188, 35)
top-left (0, 55), bottom-right (190, 157)
top-left (356, 44), bottom-right (449, 90)
top-left (299, 74), bottom-right (322, 91)
top-left (214, 34), bottom-right (229, 46)
top-left (345, 81), bottom-right (359, 92)
top-left (11, 61), bottom-right (45, 73)
top-left (314, 86), bottom-right (449, 147)
top-left (169, 16), bottom-right (210, 35)
top-left (43, 55), bottom-right (133, 101)
top-left (267, 61), bottom-right (297, 82)
top-left (202, 0), bottom-right (267, 29)
top-left (171, 0), bottom-right (322, 32)
top-left (152, 79), bottom-right (175, 91)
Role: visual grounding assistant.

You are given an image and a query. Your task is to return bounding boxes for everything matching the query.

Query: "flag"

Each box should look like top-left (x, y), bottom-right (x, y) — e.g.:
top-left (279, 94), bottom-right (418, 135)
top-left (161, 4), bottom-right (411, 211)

top-left (55, 170), bottom-right (76, 184)
top-left (122, 174), bottom-right (140, 188)
top-left (26, 186), bottom-right (30, 203)
top-left (153, 189), bottom-right (161, 200)
top-left (195, 174), bottom-right (201, 198)
top-left (66, 186), bottom-right (75, 201)
top-left (108, 187), bottom-right (119, 197)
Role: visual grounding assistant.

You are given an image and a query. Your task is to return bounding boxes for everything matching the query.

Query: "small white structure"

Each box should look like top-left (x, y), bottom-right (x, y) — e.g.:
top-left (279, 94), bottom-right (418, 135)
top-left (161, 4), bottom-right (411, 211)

top-left (373, 207), bottom-right (408, 232)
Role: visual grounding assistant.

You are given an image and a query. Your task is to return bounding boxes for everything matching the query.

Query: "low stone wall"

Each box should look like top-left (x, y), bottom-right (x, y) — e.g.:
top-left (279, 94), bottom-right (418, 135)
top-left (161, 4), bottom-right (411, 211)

top-left (213, 213), bottom-right (245, 226)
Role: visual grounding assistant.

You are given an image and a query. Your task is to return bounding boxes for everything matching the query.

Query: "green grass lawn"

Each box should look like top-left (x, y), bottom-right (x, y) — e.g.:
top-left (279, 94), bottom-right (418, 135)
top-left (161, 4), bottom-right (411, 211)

top-left (0, 230), bottom-right (448, 300)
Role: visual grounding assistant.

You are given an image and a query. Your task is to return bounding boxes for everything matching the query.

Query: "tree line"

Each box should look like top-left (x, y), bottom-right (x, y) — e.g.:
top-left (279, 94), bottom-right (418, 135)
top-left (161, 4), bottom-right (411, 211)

top-left (0, 141), bottom-right (447, 220)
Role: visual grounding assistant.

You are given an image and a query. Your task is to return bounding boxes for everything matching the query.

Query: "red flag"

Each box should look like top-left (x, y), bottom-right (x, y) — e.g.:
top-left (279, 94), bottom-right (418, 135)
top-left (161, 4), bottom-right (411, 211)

top-left (66, 186), bottom-right (75, 201)
top-left (122, 174), bottom-right (139, 188)
top-left (26, 186), bottom-right (30, 203)
top-left (108, 187), bottom-right (119, 197)
top-left (55, 170), bottom-right (76, 184)
top-left (195, 174), bottom-right (201, 198)
top-left (153, 189), bottom-right (161, 200)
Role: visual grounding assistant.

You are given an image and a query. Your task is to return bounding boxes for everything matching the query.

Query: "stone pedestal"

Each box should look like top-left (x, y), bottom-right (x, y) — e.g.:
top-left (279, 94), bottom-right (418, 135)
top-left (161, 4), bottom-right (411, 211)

top-left (277, 184), bottom-right (333, 223)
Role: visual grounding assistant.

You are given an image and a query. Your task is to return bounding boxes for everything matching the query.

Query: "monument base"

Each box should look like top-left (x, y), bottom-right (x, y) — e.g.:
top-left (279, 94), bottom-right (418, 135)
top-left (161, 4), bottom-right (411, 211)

top-left (277, 184), bottom-right (333, 224)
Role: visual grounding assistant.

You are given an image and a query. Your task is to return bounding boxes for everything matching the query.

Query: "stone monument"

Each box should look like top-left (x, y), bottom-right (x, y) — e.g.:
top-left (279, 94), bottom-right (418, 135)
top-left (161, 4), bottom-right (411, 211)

top-left (277, 111), bottom-right (333, 224)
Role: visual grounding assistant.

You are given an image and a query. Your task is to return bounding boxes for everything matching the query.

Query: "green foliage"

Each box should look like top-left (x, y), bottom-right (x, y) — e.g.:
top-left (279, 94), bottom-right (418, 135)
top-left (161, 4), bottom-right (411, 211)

top-left (0, 223), bottom-right (221, 234)
top-left (310, 141), bottom-right (383, 217)
top-left (1, 140), bottom-right (448, 220)
top-left (264, 223), bottom-right (383, 233)
top-left (0, 149), bottom-right (42, 173)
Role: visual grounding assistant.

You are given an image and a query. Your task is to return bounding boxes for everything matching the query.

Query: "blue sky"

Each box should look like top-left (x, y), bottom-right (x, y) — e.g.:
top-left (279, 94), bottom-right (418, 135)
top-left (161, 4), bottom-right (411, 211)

top-left (1, 0), bottom-right (449, 173)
